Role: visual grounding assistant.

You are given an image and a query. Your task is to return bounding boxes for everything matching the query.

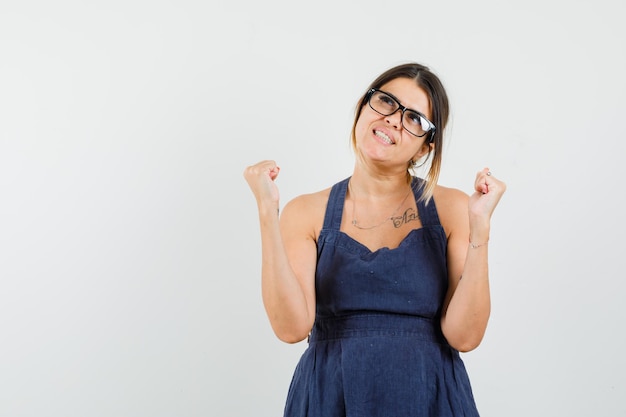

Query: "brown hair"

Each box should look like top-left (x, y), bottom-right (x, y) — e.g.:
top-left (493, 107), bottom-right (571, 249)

top-left (350, 62), bottom-right (450, 203)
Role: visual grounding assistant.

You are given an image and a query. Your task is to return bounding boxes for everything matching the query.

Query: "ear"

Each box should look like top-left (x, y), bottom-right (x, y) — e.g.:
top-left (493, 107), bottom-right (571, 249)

top-left (413, 141), bottom-right (434, 160)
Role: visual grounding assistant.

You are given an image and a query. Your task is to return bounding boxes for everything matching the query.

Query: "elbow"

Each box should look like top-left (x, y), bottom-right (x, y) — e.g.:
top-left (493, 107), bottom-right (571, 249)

top-left (441, 313), bottom-right (490, 352)
top-left (277, 332), bottom-right (308, 344)
top-left (442, 324), bottom-right (486, 352)
top-left (271, 322), bottom-right (311, 344)
top-left (275, 329), bottom-right (309, 344)
top-left (446, 331), bottom-right (485, 352)
top-left (451, 338), bottom-right (482, 353)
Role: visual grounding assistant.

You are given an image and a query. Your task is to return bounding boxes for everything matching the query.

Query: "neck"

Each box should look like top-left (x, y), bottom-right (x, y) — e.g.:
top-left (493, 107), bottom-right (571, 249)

top-left (348, 176), bottom-right (415, 230)
top-left (349, 171), bottom-right (413, 199)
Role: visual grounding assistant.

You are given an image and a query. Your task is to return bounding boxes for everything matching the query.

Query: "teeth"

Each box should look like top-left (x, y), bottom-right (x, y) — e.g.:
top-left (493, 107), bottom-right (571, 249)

top-left (375, 130), bottom-right (393, 144)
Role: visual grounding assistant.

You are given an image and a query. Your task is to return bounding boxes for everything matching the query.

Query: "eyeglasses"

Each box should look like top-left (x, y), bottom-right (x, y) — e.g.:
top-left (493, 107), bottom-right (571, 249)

top-left (365, 88), bottom-right (436, 139)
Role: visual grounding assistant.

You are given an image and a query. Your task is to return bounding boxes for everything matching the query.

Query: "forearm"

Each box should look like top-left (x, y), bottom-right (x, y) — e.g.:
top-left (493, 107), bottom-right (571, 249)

top-left (440, 168), bottom-right (506, 352)
top-left (257, 205), bottom-right (312, 343)
top-left (442, 228), bottom-right (491, 352)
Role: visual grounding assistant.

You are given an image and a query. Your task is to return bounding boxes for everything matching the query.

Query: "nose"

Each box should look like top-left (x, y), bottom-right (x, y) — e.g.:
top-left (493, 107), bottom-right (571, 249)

top-left (384, 108), bottom-right (403, 130)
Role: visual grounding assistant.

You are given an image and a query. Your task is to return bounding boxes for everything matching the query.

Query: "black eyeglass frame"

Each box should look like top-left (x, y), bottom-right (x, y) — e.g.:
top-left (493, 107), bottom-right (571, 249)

top-left (365, 88), bottom-right (436, 141)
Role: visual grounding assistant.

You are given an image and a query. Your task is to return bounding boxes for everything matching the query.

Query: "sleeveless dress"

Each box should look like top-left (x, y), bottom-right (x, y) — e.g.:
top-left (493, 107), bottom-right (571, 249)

top-left (283, 176), bottom-right (480, 417)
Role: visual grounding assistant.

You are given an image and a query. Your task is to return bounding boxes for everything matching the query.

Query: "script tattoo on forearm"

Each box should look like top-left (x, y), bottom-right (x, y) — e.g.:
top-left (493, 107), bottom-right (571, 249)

top-left (391, 208), bottom-right (420, 228)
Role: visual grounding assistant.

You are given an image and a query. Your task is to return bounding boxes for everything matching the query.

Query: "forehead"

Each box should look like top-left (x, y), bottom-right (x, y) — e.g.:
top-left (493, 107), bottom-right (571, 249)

top-left (379, 77), bottom-right (431, 118)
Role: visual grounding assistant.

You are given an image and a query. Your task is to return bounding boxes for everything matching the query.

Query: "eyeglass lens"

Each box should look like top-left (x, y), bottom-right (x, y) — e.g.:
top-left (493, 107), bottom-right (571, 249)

top-left (369, 91), bottom-right (433, 137)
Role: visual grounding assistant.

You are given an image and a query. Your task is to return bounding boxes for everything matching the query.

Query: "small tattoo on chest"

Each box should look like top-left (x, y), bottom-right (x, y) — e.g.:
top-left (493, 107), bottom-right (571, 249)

top-left (391, 207), bottom-right (420, 228)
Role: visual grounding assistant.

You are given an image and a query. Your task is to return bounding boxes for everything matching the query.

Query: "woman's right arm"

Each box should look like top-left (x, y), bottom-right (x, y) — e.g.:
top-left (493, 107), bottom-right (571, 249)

top-left (243, 160), bottom-right (317, 343)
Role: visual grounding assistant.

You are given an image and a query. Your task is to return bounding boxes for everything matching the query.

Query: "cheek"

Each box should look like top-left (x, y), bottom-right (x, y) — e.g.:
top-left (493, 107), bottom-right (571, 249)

top-left (413, 142), bottom-right (431, 158)
top-left (354, 114), bottom-right (373, 141)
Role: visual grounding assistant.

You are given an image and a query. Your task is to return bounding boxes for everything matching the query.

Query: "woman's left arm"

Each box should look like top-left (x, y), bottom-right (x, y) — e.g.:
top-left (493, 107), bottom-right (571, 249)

top-left (440, 168), bottom-right (506, 352)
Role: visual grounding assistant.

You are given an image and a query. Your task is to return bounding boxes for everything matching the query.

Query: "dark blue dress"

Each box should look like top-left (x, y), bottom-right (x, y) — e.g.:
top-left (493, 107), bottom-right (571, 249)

top-left (284, 177), bottom-right (480, 417)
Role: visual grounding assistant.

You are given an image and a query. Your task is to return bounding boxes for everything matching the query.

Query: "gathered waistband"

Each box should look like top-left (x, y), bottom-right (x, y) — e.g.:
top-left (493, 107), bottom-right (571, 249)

top-left (308, 313), bottom-right (446, 344)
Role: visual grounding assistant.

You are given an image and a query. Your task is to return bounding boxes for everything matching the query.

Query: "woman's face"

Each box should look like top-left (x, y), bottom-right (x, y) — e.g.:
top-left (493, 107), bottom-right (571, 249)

top-left (354, 77), bottom-right (433, 168)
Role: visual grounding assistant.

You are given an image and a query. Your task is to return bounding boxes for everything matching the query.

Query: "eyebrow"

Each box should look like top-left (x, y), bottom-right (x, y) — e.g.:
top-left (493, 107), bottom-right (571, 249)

top-left (380, 89), bottom-right (425, 116)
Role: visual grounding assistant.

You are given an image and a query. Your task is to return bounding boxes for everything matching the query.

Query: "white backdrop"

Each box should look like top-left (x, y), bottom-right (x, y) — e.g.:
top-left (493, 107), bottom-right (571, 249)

top-left (1, 1), bottom-right (625, 416)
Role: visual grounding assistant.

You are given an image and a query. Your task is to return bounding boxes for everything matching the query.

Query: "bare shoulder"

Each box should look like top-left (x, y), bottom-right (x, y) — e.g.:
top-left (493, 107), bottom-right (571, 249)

top-left (282, 187), bottom-right (332, 216)
top-left (433, 183), bottom-right (469, 207)
top-left (432, 184), bottom-right (469, 237)
top-left (280, 186), bottom-right (332, 239)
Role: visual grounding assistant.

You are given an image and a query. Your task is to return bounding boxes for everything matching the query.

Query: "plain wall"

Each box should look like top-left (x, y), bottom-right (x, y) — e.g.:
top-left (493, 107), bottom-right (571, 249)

top-left (1, 0), bottom-right (625, 416)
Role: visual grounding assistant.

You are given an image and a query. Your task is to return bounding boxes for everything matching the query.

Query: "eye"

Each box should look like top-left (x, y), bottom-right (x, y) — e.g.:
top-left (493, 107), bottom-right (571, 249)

top-left (375, 92), bottom-right (397, 109)
top-left (405, 111), bottom-right (423, 127)
top-left (406, 111), bottom-right (432, 131)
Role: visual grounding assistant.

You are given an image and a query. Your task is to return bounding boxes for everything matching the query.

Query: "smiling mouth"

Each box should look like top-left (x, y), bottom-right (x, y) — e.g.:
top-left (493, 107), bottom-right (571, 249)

top-left (374, 130), bottom-right (394, 144)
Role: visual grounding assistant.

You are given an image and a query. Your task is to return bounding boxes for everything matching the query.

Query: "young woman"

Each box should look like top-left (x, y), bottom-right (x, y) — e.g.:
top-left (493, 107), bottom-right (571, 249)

top-left (244, 62), bottom-right (506, 416)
